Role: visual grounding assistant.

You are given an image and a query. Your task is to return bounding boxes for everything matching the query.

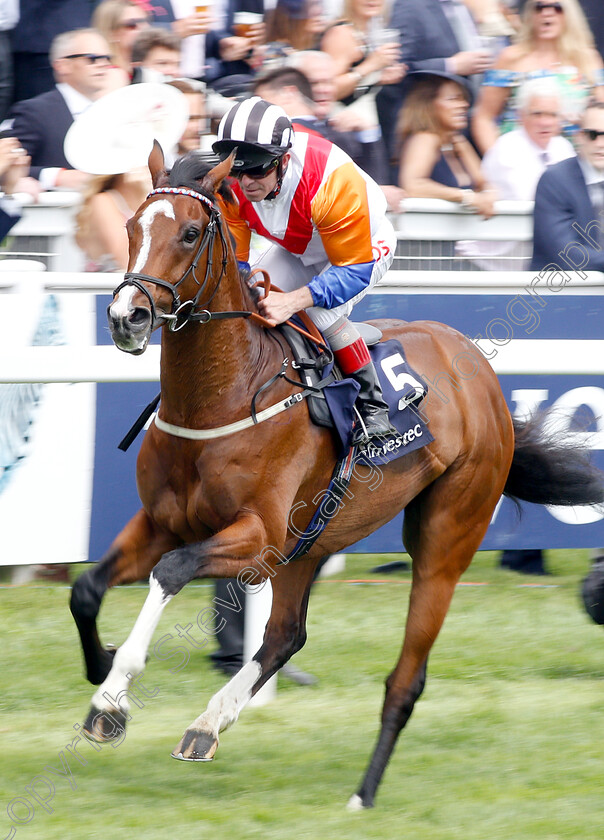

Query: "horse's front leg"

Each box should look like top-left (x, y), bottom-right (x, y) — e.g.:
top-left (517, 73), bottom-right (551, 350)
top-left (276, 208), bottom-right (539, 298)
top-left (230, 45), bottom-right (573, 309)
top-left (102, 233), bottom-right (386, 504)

top-left (70, 509), bottom-right (178, 685)
top-left (81, 513), bottom-right (292, 744)
top-left (172, 558), bottom-right (318, 761)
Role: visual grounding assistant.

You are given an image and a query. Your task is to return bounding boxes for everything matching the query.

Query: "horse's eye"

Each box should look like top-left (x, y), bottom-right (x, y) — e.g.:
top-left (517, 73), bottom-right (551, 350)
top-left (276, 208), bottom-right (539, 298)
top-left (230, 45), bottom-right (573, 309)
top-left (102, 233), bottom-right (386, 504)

top-left (183, 227), bottom-right (199, 244)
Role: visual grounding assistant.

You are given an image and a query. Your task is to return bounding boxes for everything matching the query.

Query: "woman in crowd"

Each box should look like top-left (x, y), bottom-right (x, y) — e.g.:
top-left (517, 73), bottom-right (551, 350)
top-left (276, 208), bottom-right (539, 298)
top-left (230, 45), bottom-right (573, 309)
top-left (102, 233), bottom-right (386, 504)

top-left (92, 0), bottom-right (151, 83)
top-left (75, 168), bottom-right (151, 272)
top-left (397, 71), bottom-right (497, 219)
top-left (264, 0), bottom-right (326, 54)
top-left (320, 0), bottom-right (405, 109)
top-left (472, 0), bottom-right (604, 154)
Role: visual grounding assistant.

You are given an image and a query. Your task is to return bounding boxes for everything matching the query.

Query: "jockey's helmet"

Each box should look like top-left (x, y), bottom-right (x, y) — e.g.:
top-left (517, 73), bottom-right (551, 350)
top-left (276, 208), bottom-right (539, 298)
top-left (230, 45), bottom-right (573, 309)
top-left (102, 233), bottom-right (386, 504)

top-left (213, 96), bottom-right (294, 176)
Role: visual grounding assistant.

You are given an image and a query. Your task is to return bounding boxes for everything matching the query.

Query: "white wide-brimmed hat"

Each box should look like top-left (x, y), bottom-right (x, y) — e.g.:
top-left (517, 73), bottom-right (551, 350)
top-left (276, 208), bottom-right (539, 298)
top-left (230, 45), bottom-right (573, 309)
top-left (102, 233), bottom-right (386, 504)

top-left (64, 83), bottom-right (189, 175)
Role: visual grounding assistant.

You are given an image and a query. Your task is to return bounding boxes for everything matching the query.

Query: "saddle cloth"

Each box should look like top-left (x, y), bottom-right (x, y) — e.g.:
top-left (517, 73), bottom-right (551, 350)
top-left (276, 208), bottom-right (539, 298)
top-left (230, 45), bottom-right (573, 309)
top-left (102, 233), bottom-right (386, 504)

top-left (279, 322), bottom-right (434, 465)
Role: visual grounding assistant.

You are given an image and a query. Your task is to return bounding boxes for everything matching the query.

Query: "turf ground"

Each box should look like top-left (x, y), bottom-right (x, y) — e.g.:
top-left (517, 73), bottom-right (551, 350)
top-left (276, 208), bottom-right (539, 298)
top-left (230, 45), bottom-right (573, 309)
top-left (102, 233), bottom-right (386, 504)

top-left (1, 550), bottom-right (602, 840)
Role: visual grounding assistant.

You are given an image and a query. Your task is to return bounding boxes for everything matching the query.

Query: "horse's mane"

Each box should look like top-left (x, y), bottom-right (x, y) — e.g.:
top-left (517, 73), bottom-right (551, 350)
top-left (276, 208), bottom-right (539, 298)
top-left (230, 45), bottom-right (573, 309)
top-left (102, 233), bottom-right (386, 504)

top-left (168, 152), bottom-right (234, 204)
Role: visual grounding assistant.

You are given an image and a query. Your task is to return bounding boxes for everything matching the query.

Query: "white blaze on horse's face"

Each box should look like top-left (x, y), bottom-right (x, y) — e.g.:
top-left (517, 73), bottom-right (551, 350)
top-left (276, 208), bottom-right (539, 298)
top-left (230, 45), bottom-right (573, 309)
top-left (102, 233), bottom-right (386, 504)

top-left (132, 200), bottom-right (176, 275)
top-left (111, 200), bottom-right (176, 319)
top-left (108, 199), bottom-right (176, 353)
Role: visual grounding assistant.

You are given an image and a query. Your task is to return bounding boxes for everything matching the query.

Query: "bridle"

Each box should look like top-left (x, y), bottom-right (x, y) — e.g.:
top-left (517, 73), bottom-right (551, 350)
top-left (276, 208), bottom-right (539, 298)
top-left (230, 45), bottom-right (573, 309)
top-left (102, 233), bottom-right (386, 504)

top-left (112, 184), bottom-right (327, 348)
top-left (112, 186), bottom-right (230, 332)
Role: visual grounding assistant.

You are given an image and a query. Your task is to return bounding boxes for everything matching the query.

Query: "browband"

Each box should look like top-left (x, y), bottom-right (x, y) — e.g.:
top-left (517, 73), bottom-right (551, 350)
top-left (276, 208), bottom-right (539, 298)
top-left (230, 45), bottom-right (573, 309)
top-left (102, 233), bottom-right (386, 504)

top-left (148, 187), bottom-right (217, 212)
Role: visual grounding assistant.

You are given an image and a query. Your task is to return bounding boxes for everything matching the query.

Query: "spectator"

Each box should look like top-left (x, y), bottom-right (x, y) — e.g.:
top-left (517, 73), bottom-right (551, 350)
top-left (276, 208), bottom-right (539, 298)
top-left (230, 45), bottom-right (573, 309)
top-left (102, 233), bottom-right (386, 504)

top-left (0, 137), bottom-right (29, 241)
top-left (254, 62), bottom-right (383, 173)
top-left (531, 99), bottom-right (604, 272)
top-left (288, 49), bottom-right (406, 209)
top-left (320, 0), bottom-right (406, 118)
top-left (265, 0), bottom-right (326, 55)
top-left (472, 0), bottom-right (604, 155)
top-left (10, 0), bottom-right (96, 105)
top-left (166, 77), bottom-right (208, 157)
top-left (131, 26), bottom-right (182, 81)
top-left (457, 75), bottom-right (575, 270)
top-left (0, 0), bottom-right (18, 121)
top-left (93, 0), bottom-right (151, 81)
top-left (375, 0), bottom-right (493, 170)
top-left (142, 1), bottom-right (216, 81)
top-left (1, 28), bottom-right (114, 194)
top-left (204, 0), bottom-right (266, 97)
top-left (397, 70), bottom-right (497, 218)
top-left (74, 167), bottom-right (151, 271)
top-left (480, 75), bottom-right (575, 200)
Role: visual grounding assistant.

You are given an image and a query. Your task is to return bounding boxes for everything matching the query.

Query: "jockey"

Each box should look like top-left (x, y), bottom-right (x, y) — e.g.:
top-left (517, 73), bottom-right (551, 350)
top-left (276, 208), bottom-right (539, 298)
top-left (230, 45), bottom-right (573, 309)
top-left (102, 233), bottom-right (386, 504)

top-left (213, 96), bottom-right (397, 445)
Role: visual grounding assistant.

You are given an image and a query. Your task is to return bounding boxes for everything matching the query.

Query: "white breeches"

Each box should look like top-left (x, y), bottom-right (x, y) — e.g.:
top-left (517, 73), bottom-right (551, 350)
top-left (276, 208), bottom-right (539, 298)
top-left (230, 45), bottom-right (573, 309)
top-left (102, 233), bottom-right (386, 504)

top-left (249, 218), bottom-right (396, 332)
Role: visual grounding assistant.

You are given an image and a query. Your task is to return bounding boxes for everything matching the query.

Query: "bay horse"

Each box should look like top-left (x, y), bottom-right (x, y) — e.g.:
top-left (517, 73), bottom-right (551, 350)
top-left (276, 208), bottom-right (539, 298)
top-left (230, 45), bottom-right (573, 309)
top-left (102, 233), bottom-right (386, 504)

top-left (70, 143), bottom-right (604, 809)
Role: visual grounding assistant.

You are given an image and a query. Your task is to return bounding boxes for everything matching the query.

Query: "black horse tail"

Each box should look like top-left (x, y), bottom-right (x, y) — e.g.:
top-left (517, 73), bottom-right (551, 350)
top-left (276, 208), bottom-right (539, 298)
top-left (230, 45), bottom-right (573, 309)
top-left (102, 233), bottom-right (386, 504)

top-left (504, 413), bottom-right (604, 508)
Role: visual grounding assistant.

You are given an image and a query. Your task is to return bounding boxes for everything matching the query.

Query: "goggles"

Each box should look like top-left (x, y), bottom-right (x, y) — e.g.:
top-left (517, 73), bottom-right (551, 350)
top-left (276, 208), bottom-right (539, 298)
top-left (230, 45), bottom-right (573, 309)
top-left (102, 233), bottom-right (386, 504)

top-left (231, 158), bottom-right (280, 180)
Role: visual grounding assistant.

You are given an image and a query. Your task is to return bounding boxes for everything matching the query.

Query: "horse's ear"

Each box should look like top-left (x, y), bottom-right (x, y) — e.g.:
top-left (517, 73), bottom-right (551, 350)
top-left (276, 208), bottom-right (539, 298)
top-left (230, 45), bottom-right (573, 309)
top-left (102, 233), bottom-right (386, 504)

top-left (148, 140), bottom-right (168, 187)
top-left (203, 152), bottom-right (235, 193)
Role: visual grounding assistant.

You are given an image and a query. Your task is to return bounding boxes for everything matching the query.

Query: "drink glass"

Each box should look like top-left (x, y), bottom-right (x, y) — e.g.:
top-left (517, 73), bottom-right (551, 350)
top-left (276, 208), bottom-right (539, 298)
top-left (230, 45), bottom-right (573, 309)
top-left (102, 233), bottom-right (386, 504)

top-left (371, 28), bottom-right (401, 63)
top-left (233, 11), bottom-right (263, 39)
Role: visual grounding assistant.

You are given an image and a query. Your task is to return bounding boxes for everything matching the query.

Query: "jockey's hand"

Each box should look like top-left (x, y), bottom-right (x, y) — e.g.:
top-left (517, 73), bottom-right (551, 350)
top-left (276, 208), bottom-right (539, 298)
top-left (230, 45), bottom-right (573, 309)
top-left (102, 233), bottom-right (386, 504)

top-left (257, 286), bottom-right (314, 326)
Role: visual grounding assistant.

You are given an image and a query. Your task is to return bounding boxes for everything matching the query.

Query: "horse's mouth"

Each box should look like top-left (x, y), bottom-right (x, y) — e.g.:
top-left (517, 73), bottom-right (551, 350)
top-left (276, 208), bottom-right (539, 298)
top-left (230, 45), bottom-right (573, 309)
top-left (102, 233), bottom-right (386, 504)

top-left (111, 329), bottom-right (150, 355)
top-left (108, 314), bottom-right (152, 355)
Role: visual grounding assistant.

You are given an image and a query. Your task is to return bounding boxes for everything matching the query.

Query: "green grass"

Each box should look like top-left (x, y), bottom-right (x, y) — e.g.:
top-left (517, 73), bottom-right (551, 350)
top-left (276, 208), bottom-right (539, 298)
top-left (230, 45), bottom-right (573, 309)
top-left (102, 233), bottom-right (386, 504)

top-left (0, 550), bottom-right (602, 840)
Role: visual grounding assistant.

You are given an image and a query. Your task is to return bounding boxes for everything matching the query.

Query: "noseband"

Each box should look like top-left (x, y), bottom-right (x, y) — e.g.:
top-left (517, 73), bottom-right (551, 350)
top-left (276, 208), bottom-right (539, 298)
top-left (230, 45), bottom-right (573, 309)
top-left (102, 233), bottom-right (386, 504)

top-left (113, 187), bottom-right (229, 332)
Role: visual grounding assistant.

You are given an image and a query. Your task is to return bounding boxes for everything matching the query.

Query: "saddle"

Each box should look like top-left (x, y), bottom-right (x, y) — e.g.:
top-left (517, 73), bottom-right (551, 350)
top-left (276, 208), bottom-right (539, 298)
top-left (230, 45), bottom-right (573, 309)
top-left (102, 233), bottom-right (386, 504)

top-left (277, 317), bottom-right (433, 464)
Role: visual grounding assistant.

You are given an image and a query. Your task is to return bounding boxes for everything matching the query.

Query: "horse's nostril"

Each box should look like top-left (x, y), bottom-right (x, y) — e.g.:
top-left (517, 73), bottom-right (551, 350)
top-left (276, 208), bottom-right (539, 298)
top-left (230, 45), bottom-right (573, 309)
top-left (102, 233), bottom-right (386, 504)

top-left (129, 307), bottom-right (151, 327)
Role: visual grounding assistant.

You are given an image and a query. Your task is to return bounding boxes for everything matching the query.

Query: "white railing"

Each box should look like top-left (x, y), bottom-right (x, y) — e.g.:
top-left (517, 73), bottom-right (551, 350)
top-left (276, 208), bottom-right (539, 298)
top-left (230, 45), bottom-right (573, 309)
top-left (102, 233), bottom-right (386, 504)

top-left (394, 198), bottom-right (534, 241)
top-left (0, 195), bottom-right (534, 274)
top-left (1, 191), bottom-right (85, 272)
top-left (1, 270), bottom-right (604, 383)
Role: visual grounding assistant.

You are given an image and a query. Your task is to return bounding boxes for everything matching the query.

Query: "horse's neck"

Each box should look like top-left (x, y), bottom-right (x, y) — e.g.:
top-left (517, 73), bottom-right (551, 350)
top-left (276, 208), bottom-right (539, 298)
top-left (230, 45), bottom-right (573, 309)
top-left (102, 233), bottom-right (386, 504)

top-left (158, 266), bottom-right (278, 423)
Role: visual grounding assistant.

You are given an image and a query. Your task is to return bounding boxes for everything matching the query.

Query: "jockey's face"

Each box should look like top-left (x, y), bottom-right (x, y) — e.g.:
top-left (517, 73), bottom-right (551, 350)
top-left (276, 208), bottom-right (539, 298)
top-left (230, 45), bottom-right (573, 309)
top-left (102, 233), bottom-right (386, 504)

top-left (236, 153), bottom-right (290, 201)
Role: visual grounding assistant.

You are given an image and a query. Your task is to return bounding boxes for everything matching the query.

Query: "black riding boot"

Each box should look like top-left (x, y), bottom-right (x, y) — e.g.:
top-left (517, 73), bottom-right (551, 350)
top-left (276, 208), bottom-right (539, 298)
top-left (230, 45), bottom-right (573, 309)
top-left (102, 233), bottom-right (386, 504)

top-left (350, 361), bottom-right (398, 445)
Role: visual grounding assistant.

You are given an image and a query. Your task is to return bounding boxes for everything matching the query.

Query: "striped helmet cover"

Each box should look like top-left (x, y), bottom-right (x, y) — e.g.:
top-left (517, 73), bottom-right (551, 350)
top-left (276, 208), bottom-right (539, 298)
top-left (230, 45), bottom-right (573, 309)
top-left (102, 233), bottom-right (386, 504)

top-left (217, 96), bottom-right (293, 152)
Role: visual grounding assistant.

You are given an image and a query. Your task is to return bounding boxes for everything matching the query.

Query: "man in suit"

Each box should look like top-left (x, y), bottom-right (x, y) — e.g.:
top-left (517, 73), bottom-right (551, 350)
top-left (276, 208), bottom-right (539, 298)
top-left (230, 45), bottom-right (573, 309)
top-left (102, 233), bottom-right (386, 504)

top-left (377, 0), bottom-right (492, 168)
top-left (532, 100), bottom-right (604, 273)
top-left (2, 28), bottom-right (113, 192)
top-left (10, 0), bottom-right (99, 104)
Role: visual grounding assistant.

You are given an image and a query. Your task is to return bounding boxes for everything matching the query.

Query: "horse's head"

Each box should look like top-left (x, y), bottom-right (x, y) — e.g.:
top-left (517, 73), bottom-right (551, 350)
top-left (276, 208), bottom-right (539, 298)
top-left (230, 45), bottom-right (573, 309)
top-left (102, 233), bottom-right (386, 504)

top-left (108, 141), bottom-right (235, 354)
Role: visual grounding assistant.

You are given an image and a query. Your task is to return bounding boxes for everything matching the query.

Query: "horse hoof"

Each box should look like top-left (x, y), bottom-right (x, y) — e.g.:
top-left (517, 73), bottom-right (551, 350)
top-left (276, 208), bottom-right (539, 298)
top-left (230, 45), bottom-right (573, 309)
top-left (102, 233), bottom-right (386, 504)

top-left (82, 705), bottom-right (128, 743)
top-left (171, 729), bottom-right (218, 761)
top-left (346, 794), bottom-right (372, 812)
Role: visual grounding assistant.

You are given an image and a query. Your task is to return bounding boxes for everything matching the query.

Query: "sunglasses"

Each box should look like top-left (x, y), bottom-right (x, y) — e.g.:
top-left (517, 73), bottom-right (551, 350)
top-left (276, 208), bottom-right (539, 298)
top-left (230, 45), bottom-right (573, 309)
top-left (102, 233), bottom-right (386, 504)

top-left (533, 2), bottom-right (563, 12)
top-left (583, 128), bottom-right (604, 140)
top-left (119, 18), bottom-right (150, 29)
top-left (231, 159), bottom-right (279, 179)
top-left (62, 53), bottom-right (112, 64)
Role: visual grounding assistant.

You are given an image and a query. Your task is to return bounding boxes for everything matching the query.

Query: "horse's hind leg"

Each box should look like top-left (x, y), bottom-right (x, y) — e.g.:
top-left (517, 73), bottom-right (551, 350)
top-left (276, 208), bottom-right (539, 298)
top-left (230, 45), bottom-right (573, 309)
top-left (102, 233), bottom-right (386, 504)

top-left (350, 469), bottom-right (505, 810)
top-left (70, 509), bottom-right (177, 684)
